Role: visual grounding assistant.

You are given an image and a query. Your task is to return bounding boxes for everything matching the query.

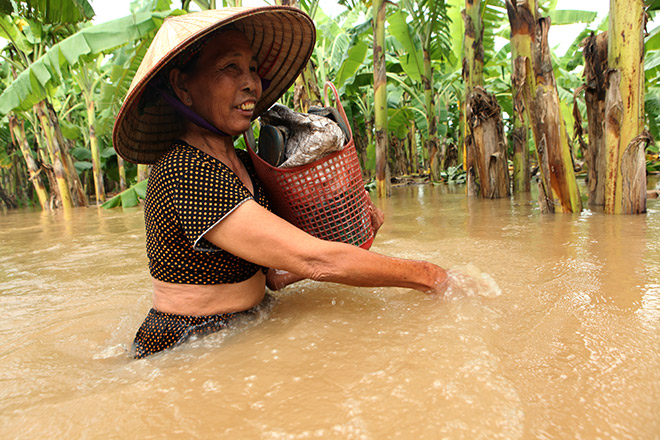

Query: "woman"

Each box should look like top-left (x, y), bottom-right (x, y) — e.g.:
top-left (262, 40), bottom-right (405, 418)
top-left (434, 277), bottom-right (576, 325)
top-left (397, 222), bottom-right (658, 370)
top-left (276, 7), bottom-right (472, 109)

top-left (113, 6), bottom-right (448, 359)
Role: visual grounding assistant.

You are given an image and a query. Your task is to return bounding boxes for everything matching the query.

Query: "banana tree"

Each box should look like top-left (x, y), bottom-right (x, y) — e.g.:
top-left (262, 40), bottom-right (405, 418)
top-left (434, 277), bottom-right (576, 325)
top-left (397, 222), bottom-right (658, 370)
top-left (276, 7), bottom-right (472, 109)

top-left (604, 0), bottom-right (649, 214)
top-left (373, 0), bottom-right (389, 197)
top-left (0, 9), bottom-right (176, 209)
top-left (391, 0), bottom-right (452, 182)
top-left (506, 0), bottom-right (583, 213)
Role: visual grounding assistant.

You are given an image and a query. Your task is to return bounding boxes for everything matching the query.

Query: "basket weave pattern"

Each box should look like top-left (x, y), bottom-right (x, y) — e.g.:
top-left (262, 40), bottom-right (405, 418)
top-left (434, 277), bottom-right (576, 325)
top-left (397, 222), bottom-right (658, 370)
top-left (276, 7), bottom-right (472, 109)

top-left (248, 83), bottom-right (374, 249)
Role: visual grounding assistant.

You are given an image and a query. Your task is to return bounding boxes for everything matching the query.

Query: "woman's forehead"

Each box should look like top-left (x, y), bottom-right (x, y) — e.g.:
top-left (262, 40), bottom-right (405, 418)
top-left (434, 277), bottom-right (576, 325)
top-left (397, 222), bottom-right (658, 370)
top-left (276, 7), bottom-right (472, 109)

top-left (200, 30), bottom-right (254, 60)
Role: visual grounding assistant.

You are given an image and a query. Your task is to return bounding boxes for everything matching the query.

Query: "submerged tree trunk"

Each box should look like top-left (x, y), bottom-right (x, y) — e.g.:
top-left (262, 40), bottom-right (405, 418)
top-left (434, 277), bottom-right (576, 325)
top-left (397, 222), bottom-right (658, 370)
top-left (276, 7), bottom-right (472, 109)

top-left (47, 102), bottom-right (87, 207)
top-left (509, 5), bottom-right (531, 194)
top-left (86, 99), bottom-right (106, 205)
top-left (462, 0), bottom-right (484, 197)
top-left (423, 48), bottom-right (439, 182)
top-left (466, 87), bottom-right (510, 198)
top-left (506, 0), bottom-right (582, 213)
top-left (35, 101), bottom-right (73, 209)
top-left (578, 31), bottom-right (608, 207)
top-left (8, 115), bottom-right (49, 210)
top-left (604, 0), bottom-right (648, 214)
top-left (373, 0), bottom-right (389, 197)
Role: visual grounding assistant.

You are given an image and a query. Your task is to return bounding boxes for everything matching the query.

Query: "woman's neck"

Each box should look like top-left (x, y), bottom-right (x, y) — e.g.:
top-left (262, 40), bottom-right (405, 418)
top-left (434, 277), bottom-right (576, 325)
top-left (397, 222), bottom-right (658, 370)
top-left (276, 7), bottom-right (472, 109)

top-left (182, 124), bottom-right (236, 163)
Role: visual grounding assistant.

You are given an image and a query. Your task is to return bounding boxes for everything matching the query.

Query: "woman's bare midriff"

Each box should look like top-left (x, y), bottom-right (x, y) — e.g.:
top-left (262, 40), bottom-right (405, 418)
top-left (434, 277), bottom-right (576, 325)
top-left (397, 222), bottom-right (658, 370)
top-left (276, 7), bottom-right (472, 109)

top-left (151, 271), bottom-right (267, 316)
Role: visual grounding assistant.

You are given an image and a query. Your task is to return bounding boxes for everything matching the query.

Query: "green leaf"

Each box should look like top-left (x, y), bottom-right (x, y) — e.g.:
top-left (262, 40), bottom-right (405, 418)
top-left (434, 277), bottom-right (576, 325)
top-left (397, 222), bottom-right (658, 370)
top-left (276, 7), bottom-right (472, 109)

top-left (74, 160), bottom-right (92, 173)
top-left (120, 187), bottom-right (139, 208)
top-left (133, 178), bottom-right (148, 199)
top-left (101, 193), bottom-right (121, 209)
top-left (547, 9), bottom-right (598, 26)
top-left (26, 0), bottom-right (95, 24)
top-left (646, 49), bottom-right (660, 72)
top-left (71, 146), bottom-right (92, 160)
top-left (100, 147), bottom-right (116, 159)
top-left (334, 40), bottom-right (368, 88)
top-left (60, 119), bottom-right (82, 140)
top-left (646, 25), bottom-right (660, 51)
top-left (387, 9), bottom-right (423, 82)
top-left (101, 178), bottom-right (148, 209)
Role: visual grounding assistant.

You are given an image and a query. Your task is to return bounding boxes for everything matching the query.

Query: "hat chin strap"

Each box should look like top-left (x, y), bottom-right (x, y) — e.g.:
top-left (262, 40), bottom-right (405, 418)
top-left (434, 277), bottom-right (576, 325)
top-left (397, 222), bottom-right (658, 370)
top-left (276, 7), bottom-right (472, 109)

top-left (158, 88), bottom-right (230, 137)
top-left (156, 78), bottom-right (272, 138)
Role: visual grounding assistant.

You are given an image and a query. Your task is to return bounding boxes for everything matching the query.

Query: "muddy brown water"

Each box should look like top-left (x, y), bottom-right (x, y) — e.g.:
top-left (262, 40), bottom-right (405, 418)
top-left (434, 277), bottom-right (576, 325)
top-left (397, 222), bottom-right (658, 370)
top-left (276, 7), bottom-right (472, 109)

top-left (1, 181), bottom-right (659, 439)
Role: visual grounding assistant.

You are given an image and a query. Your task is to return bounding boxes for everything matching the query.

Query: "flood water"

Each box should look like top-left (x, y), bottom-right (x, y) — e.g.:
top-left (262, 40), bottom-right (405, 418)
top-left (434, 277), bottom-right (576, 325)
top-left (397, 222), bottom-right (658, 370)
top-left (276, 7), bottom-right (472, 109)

top-left (1, 182), bottom-right (660, 439)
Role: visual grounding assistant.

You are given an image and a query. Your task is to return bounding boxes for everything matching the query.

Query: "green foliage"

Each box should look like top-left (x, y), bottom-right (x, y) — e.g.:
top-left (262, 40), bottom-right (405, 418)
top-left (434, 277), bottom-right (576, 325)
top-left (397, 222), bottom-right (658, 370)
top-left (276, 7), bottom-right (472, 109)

top-left (440, 165), bottom-right (466, 184)
top-left (101, 178), bottom-right (148, 209)
top-left (0, 9), bottom-right (175, 115)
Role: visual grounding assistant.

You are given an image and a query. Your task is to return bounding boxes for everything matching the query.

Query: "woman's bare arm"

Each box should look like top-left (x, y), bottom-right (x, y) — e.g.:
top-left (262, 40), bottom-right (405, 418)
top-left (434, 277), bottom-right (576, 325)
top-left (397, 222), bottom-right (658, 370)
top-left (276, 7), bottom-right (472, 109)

top-left (203, 200), bottom-right (448, 294)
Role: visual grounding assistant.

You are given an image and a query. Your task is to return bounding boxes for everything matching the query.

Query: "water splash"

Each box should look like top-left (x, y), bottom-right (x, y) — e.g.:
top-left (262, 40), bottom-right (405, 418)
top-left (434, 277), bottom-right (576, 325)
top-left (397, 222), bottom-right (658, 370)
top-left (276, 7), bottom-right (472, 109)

top-left (443, 264), bottom-right (502, 299)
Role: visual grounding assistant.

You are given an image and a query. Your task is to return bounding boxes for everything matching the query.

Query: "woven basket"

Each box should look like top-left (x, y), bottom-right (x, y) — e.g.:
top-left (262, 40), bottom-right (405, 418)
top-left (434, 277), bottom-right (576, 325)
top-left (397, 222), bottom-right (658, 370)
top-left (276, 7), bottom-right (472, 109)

top-left (247, 82), bottom-right (374, 249)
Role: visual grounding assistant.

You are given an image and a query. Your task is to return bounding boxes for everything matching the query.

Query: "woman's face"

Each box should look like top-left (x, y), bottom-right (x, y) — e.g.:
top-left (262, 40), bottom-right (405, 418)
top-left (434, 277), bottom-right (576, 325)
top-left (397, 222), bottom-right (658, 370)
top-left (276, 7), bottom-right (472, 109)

top-left (175, 30), bottom-right (262, 136)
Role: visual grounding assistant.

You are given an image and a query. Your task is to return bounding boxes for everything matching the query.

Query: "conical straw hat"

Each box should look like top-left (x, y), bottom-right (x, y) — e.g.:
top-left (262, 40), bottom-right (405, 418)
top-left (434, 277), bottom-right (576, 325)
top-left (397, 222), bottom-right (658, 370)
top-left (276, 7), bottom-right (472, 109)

top-left (113, 6), bottom-right (316, 164)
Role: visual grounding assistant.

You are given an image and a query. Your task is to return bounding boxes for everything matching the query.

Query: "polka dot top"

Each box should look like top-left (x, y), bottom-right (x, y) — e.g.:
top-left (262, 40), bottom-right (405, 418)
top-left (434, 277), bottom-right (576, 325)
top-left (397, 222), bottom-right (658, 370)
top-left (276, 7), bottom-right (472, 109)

top-left (144, 141), bottom-right (270, 285)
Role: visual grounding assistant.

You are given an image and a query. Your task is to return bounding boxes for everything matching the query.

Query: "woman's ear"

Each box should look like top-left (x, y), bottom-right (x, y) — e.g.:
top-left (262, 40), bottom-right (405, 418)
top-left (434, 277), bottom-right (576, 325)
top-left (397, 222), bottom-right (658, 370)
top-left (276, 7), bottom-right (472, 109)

top-left (169, 68), bottom-right (192, 106)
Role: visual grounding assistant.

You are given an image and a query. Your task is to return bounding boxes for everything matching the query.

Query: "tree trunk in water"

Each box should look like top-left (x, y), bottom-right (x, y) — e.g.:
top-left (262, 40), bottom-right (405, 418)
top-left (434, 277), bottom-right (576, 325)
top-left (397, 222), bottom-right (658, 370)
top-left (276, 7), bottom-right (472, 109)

top-left (137, 164), bottom-right (149, 183)
top-left (117, 155), bottom-right (127, 191)
top-left (579, 32), bottom-right (608, 207)
top-left (604, 0), bottom-right (647, 214)
top-left (508, 4), bottom-right (531, 193)
top-left (47, 102), bottom-right (87, 207)
top-left (373, 0), bottom-right (389, 197)
top-left (423, 49), bottom-right (439, 181)
top-left (35, 101), bottom-right (73, 209)
top-left (506, 0), bottom-right (582, 213)
top-left (462, 0), bottom-right (484, 197)
top-left (86, 99), bottom-right (106, 205)
top-left (8, 115), bottom-right (49, 210)
top-left (466, 87), bottom-right (511, 198)
top-left (512, 117), bottom-right (530, 193)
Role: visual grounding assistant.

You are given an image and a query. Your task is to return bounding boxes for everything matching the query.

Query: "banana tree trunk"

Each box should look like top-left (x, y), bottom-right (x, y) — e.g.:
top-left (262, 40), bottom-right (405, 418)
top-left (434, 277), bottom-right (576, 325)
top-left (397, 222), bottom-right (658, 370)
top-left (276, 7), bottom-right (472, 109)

top-left (581, 31), bottom-right (608, 207)
top-left (35, 101), bottom-right (73, 209)
top-left (8, 114), bottom-right (49, 210)
top-left (466, 87), bottom-right (510, 198)
top-left (506, 0), bottom-right (582, 213)
top-left (117, 155), bottom-right (127, 191)
top-left (86, 99), bottom-right (106, 204)
top-left (511, 116), bottom-right (530, 193)
top-left (462, 0), bottom-right (484, 196)
top-left (604, 0), bottom-right (647, 214)
top-left (509, 8), bottom-right (531, 194)
top-left (137, 164), bottom-right (149, 182)
top-left (423, 48), bottom-right (439, 181)
top-left (46, 102), bottom-right (88, 207)
top-left (373, 0), bottom-right (390, 197)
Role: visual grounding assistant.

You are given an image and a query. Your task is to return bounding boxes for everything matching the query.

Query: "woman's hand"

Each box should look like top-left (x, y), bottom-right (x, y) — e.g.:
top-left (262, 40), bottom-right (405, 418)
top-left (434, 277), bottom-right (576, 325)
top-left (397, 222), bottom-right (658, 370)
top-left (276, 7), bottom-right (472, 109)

top-left (366, 196), bottom-right (384, 236)
top-left (426, 266), bottom-right (450, 297)
top-left (266, 268), bottom-right (304, 291)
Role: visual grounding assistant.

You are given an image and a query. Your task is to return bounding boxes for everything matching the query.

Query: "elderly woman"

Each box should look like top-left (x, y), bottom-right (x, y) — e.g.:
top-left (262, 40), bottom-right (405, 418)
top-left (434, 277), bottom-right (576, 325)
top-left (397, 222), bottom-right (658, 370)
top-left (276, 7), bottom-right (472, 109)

top-left (113, 6), bottom-right (448, 359)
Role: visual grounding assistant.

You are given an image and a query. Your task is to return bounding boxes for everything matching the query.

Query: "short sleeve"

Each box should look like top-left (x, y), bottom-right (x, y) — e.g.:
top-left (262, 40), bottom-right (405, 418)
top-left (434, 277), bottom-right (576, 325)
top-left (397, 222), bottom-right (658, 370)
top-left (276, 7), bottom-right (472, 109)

top-left (170, 156), bottom-right (253, 251)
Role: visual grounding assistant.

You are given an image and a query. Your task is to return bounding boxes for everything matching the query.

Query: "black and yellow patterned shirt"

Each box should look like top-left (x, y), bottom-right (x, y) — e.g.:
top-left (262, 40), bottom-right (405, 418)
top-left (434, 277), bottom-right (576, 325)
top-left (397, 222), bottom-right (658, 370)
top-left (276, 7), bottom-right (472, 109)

top-left (144, 141), bottom-right (270, 284)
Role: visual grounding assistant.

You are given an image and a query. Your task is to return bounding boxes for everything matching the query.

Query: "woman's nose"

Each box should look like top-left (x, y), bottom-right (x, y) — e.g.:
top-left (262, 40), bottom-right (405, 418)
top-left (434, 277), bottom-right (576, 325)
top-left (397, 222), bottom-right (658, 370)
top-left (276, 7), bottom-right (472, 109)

top-left (244, 71), bottom-right (262, 97)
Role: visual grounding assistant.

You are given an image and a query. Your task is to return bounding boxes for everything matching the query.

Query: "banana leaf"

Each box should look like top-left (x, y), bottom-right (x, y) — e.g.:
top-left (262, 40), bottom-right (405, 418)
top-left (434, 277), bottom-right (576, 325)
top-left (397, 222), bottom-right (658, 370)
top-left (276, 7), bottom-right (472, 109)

top-left (102, 178), bottom-right (148, 209)
top-left (387, 9), bottom-right (424, 82)
top-left (335, 40), bottom-right (368, 89)
top-left (0, 9), bottom-right (177, 116)
top-left (547, 10), bottom-right (598, 26)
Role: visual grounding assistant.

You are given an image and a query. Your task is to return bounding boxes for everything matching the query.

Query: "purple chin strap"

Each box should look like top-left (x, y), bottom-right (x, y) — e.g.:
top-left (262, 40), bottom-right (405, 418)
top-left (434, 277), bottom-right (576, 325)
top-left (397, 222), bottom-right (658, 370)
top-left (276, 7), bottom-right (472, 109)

top-left (155, 78), bottom-right (272, 137)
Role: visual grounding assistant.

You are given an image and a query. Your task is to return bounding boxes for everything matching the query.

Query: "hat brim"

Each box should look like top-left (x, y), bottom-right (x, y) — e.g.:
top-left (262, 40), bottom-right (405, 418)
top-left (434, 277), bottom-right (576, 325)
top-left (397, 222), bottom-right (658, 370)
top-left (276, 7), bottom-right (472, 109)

top-left (113, 6), bottom-right (316, 165)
